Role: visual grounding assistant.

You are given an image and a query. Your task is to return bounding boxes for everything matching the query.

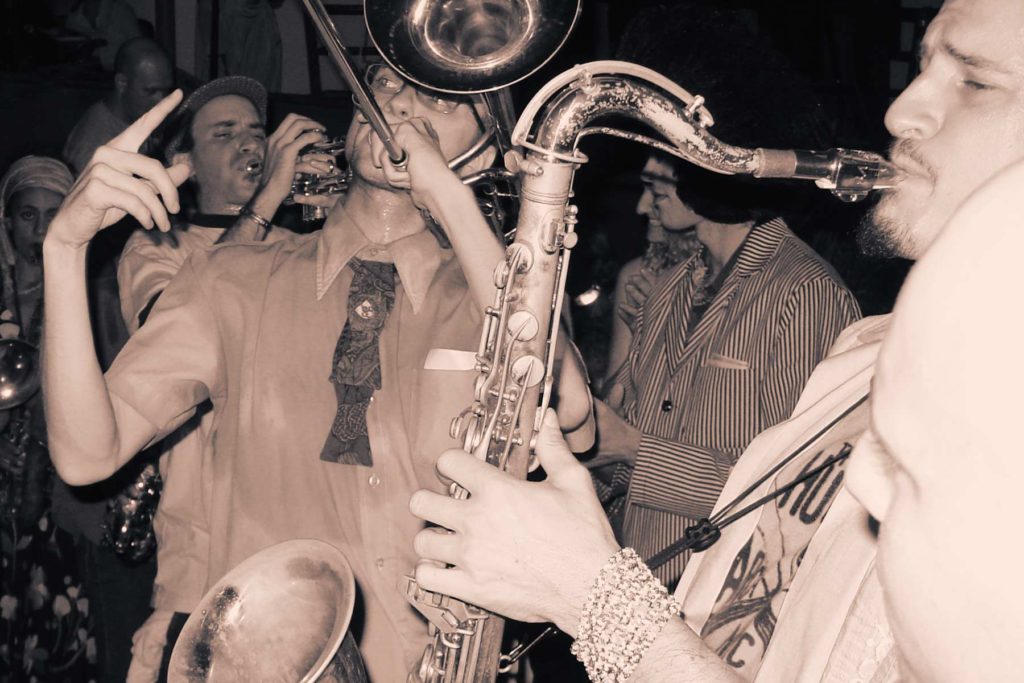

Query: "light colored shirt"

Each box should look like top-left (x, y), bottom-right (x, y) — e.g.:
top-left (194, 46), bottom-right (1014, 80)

top-left (106, 212), bottom-right (482, 682)
top-left (676, 316), bottom-right (891, 681)
top-left (117, 223), bottom-right (287, 613)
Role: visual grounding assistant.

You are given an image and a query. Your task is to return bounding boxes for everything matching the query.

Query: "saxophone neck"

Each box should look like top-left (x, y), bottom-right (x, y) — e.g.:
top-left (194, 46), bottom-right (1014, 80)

top-left (512, 60), bottom-right (758, 175)
top-left (512, 60), bottom-right (900, 203)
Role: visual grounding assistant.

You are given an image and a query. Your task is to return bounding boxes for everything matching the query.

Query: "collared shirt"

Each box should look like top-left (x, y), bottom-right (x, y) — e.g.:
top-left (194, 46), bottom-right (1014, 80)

top-left (615, 219), bottom-right (862, 585)
top-left (106, 219), bottom-right (482, 682)
top-left (315, 205), bottom-right (442, 313)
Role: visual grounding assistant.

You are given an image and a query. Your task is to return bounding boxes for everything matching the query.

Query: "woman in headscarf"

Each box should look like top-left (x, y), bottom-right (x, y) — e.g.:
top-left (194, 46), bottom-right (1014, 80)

top-left (0, 156), bottom-right (96, 681)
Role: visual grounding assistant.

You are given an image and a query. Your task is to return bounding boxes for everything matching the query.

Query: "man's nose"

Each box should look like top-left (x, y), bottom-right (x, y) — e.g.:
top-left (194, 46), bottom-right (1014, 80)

top-left (381, 84), bottom-right (416, 121)
top-left (884, 71), bottom-right (942, 142)
top-left (636, 187), bottom-right (654, 216)
top-left (33, 216), bottom-right (48, 237)
top-left (238, 133), bottom-right (262, 155)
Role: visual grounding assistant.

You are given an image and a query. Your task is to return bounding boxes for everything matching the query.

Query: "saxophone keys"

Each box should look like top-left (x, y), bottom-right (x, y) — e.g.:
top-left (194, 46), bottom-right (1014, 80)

top-left (507, 311), bottom-right (539, 341)
top-left (511, 355), bottom-right (545, 388)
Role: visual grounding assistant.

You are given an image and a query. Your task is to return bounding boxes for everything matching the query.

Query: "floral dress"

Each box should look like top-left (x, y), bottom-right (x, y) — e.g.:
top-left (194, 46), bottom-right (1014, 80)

top-left (0, 296), bottom-right (97, 682)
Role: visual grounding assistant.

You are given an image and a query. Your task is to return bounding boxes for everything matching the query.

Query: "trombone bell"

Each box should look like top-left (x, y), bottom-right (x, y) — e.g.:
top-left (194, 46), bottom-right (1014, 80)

top-left (366, 0), bottom-right (582, 94)
top-left (167, 540), bottom-right (358, 682)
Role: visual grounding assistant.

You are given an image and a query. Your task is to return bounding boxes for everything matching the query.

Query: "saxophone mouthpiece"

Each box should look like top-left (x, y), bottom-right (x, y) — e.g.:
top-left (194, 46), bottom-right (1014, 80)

top-left (862, 157), bottom-right (906, 190)
top-left (756, 148), bottom-right (906, 202)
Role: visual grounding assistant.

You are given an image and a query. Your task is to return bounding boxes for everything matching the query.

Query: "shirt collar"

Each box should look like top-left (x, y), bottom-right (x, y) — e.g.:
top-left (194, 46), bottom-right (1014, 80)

top-left (315, 206), bottom-right (444, 313)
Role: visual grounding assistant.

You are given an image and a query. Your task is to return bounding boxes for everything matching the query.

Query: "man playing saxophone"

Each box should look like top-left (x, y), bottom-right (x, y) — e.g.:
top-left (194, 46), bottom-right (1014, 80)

top-left (42, 64), bottom-right (589, 681)
top-left (410, 0), bottom-right (1024, 681)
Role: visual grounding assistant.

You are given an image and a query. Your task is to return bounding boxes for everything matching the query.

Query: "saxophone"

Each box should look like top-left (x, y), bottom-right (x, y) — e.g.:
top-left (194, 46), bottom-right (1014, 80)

top-left (101, 459), bottom-right (162, 562)
top-left (404, 60), bottom-right (902, 682)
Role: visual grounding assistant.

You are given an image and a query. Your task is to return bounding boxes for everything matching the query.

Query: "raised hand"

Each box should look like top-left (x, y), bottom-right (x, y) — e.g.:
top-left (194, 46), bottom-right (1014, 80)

top-left (409, 409), bottom-right (620, 636)
top-left (254, 113), bottom-right (329, 210)
top-left (618, 266), bottom-right (658, 332)
top-left (370, 118), bottom-right (459, 210)
top-left (49, 90), bottom-right (191, 250)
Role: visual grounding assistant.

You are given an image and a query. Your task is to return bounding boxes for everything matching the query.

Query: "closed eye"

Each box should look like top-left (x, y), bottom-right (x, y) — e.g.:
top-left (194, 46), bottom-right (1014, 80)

top-left (962, 78), bottom-right (994, 91)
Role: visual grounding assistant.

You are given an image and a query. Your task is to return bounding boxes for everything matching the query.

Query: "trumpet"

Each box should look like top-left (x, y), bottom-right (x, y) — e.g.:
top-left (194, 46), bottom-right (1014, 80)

top-left (245, 137), bottom-right (350, 222)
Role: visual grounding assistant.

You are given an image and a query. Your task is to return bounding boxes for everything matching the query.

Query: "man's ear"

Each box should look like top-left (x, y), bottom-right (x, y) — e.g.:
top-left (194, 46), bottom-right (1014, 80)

top-left (114, 73), bottom-right (128, 95)
top-left (171, 151), bottom-right (194, 178)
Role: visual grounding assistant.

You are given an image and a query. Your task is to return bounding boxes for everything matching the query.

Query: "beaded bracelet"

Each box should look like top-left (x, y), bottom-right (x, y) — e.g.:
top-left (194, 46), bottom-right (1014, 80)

top-left (570, 548), bottom-right (681, 683)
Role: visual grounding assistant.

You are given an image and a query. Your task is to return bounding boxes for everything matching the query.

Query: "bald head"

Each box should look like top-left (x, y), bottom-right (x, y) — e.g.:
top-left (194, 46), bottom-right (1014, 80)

top-left (114, 38), bottom-right (170, 77)
top-left (114, 38), bottom-right (174, 122)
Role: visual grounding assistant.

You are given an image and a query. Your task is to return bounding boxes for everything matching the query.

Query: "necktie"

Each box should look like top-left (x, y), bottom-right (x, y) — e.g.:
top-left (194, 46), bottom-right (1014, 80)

top-left (320, 258), bottom-right (397, 466)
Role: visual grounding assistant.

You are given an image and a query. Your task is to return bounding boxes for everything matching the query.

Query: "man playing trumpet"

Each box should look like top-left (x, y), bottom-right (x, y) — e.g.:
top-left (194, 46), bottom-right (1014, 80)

top-left (43, 65), bottom-right (590, 681)
top-left (118, 74), bottom-right (335, 681)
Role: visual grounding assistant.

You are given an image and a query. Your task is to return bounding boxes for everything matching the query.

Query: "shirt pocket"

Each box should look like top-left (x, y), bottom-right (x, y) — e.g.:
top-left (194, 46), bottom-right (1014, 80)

top-left (704, 352), bottom-right (749, 370)
top-left (688, 362), bottom-right (759, 455)
top-left (423, 348), bottom-right (477, 371)
top-left (415, 360), bottom-right (479, 489)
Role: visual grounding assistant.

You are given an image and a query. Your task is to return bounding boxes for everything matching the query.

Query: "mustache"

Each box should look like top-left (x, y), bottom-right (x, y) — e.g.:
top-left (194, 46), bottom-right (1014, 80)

top-left (888, 139), bottom-right (937, 181)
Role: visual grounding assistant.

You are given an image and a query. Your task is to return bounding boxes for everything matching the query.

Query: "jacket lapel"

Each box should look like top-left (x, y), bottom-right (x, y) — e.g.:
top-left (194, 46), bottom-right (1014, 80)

top-left (634, 255), bottom-right (698, 379)
top-left (672, 219), bottom-right (788, 370)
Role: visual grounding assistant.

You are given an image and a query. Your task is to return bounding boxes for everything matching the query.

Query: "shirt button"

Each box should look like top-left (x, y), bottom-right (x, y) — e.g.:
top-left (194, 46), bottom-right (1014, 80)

top-left (368, 473), bottom-right (381, 487)
top-left (661, 399), bottom-right (673, 412)
top-left (375, 557), bottom-right (385, 569)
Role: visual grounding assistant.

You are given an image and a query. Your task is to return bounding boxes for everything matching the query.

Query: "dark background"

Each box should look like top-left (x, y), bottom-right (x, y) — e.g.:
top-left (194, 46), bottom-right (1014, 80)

top-left (0, 0), bottom-right (934, 378)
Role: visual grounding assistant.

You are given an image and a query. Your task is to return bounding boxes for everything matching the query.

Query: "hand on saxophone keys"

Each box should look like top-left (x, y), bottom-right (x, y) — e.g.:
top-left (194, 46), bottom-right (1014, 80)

top-left (409, 409), bottom-right (620, 635)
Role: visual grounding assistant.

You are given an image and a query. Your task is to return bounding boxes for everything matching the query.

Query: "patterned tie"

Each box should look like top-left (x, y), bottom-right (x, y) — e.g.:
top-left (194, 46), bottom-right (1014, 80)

top-left (320, 258), bottom-right (397, 466)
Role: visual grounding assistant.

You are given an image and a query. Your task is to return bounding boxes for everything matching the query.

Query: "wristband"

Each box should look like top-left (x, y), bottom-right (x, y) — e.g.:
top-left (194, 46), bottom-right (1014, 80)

top-left (241, 204), bottom-right (271, 231)
top-left (570, 548), bottom-right (681, 683)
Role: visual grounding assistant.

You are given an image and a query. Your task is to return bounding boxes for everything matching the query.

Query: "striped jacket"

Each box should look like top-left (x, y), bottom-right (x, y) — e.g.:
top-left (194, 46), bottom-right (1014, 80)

top-left (613, 218), bottom-right (861, 585)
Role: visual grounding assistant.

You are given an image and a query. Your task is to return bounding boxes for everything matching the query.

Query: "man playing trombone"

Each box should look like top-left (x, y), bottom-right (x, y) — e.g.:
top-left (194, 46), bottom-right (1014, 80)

top-left (42, 62), bottom-right (589, 681)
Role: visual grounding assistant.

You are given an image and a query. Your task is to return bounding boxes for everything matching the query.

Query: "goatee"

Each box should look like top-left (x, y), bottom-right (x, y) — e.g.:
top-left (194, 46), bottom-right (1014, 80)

top-left (857, 216), bottom-right (901, 257)
top-left (857, 197), bottom-right (910, 259)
